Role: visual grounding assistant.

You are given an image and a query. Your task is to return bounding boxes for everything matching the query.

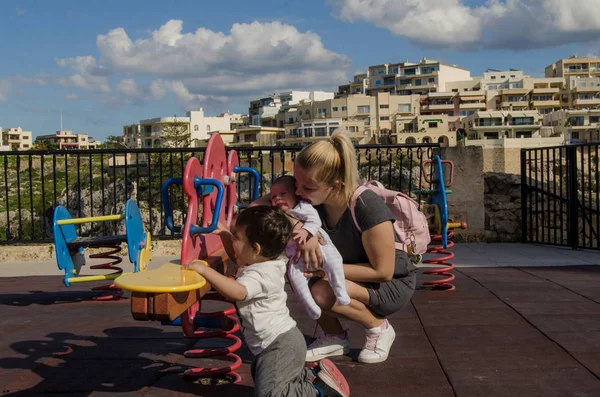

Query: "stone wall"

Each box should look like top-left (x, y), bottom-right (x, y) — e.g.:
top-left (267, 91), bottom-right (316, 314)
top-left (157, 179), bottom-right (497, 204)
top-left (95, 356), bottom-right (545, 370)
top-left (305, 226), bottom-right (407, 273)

top-left (484, 172), bottom-right (522, 242)
top-left (441, 146), bottom-right (485, 238)
top-left (482, 148), bottom-right (522, 174)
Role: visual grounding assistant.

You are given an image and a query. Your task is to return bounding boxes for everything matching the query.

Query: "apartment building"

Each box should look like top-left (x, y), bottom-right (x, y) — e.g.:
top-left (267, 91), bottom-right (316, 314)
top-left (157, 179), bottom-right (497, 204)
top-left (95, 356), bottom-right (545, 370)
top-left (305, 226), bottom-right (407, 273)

top-left (123, 124), bottom-right (141, 149)
top-left (545, 56), bottom-right (600, 80)
top-left (2, 127), bottom-right (33, 150)
top-left (338, 58), bottom-right (471, 98)
top-left (137, 108), bottom-right (233, 148)
top-left (35, 130), bottom-right (98, 150)
top-left (543, 109), bottom-right (600, 143)
top-left (230, 126), bottom-right (282, 147)
top-left (393, 115), bottom-right (457, 147)
top-left (458, 110), bottom-right (565, 148)
top-left (274, 92), bottom-right (424, 145)
top-left (250, 91), bottom-right (335, 127)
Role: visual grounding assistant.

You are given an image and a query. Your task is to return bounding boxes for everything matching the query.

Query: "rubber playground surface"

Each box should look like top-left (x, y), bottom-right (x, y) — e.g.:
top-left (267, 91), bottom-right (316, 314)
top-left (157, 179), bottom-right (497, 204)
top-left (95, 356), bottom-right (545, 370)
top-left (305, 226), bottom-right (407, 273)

top-left (1, 254), bottom-right (599, 396)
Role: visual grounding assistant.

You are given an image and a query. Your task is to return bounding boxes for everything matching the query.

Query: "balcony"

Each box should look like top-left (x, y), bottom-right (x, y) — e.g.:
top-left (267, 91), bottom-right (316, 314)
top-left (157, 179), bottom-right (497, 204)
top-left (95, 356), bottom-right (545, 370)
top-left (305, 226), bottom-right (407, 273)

top-left (501, 101), bottom-right (528, 108)
top-left (460, 102), bottom-right (487, 110)
top-left (533, 87), bottom-right (560, 94)
top-left (532, 100), bottom-right (560, 107)
top-left (499, 88), bottom-right (531, 96)
top-left (573, 98), bottom-right (600, 106)
top-left (422, 103), bottom-right (454, 111)
top-left (458, 91), bottom-right (485, 99)
top-left (571, 86), bottom-right (600, 93)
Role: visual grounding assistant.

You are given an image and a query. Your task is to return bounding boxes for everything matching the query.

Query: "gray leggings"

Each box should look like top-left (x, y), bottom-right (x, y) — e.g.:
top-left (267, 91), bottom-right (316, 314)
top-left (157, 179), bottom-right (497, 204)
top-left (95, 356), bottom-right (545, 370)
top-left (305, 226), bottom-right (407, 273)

top-left (251, 327), bottom-right (318, 397)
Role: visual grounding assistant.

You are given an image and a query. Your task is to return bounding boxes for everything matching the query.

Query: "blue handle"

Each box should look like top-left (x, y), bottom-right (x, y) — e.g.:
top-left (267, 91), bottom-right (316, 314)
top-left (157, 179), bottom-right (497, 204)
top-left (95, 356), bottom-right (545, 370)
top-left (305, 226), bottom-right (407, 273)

top-left (188, 177), bottom-right (224, 235)
top-left (234, 166), bottom-right (260, 202)
top-left (161, 178), bottom-right (183, 233)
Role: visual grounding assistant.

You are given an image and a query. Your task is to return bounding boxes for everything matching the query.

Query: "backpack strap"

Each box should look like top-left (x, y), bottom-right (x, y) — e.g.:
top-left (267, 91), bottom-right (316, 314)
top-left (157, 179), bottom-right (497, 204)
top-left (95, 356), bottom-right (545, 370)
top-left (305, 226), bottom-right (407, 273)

top-left (350, 185), bottom-right (369, 233)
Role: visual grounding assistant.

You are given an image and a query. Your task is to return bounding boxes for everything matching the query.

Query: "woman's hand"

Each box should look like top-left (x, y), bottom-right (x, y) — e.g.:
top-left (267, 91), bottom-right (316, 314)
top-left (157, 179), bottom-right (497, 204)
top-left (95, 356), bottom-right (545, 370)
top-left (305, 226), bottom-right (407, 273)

top-left (294, 233), bottom-right (326, 273)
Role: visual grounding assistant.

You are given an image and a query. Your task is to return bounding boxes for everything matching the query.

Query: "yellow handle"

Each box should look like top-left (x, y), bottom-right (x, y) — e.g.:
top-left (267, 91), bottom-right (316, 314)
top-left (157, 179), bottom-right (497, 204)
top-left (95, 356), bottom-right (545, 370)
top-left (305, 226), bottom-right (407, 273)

top-left (57, 214), bottom-right (124, 225)
top-left (67, 273), bottom-right (125, 283)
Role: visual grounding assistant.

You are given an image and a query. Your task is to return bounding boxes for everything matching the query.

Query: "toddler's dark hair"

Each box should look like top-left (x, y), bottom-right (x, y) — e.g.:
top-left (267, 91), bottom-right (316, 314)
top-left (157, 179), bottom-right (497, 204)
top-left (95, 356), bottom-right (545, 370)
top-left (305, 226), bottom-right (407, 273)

top-left (236, 206), bottom-right (292, 259)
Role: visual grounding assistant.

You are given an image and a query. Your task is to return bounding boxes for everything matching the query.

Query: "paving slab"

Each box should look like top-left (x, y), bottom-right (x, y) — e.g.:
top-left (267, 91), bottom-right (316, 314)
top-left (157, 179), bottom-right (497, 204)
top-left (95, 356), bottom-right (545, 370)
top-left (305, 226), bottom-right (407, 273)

top-left (0, 244), bottom-right (599, 396)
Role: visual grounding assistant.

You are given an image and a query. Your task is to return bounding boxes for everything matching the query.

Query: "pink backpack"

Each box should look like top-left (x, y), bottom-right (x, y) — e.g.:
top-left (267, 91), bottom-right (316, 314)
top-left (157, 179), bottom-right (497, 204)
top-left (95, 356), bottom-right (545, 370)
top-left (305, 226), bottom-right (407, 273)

top-left (350, 181), bottom-right (431, 255)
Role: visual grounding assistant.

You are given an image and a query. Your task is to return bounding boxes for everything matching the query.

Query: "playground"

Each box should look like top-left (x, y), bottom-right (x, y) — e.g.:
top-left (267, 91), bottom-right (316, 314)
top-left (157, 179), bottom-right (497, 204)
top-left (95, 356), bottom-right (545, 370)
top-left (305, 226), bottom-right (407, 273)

top-left (0, 246), bottom-right (599, 396)
top-left (0, 134), bottom-right (599, 396)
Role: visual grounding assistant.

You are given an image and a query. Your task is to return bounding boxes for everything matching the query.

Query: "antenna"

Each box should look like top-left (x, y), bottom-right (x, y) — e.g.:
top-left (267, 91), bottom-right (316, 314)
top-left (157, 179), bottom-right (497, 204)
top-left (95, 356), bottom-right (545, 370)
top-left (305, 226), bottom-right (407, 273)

top-left (60, 109), bottom-right (63, 131)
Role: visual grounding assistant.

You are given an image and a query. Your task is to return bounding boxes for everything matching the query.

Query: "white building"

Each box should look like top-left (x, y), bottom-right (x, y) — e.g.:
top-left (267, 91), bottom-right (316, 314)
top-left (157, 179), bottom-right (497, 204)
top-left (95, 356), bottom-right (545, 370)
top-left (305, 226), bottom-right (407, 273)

top-left (136, 108), bottom-right (235, 148)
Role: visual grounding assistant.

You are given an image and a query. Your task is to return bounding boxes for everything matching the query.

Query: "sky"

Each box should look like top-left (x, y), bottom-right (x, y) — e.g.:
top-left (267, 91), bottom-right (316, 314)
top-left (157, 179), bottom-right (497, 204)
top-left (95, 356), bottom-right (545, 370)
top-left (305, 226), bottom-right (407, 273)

top-left (1, 0), bottom-right (599, 142)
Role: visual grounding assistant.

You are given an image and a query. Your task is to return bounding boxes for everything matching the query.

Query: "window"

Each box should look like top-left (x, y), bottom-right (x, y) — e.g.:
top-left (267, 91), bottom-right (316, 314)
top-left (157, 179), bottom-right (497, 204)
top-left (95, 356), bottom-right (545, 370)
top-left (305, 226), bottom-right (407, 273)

top-left (342, 106), bottom-right (347, 111)
top-left (501, 75), bottom-right (506, 79)
top-left (392, 67), bottom-right (398, 73)
top-left (357, 105), bottom-right (370, 114)
top-left (398, 104), bottom-right (411, 113)
top-left (489, 85), bottom-right (498, 90)
top-left (378, 68), bottom-right (384, 75)
top-left (206, 125), bottom-right (211, 131)
top-left (415, 79), bottom-right (422, 86)
top-left (380, 116), bottom-right (390, 120)
top-left (376, 80), bottom-right (381, 86)
top-left (400, 79), bottom-right (411, 85)
top-left (428, 78), bottom-right (435, 84)
top-left (379, 104), bottom-right (389, 109)
top-left (315, 127), bottom-right (327, 137)
top-left (194, 125), bottom-right (199, 131)
top-left (491, 76), bottom-right (496, 80)
top-left (329, 127), bottom-right (337, 135)
top-left (428, 122), bottom-right (438, 128)
top-left (305, 109), bottom-right (310, 115)
top-left (332, 107), bottom-right (338, 111)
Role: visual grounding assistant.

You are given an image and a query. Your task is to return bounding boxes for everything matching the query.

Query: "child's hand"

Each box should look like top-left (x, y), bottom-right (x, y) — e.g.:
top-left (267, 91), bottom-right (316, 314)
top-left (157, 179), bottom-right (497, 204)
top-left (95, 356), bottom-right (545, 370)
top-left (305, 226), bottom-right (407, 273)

top-left (293, 228), bottom-right (310, 245)
top-left (182, 260), bottom-right (208, 274)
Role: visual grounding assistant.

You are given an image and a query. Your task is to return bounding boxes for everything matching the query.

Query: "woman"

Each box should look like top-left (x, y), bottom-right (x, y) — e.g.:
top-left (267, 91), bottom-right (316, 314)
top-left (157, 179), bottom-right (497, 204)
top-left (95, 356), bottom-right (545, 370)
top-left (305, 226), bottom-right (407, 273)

top-left (256, 131), bottom-right (417, 364)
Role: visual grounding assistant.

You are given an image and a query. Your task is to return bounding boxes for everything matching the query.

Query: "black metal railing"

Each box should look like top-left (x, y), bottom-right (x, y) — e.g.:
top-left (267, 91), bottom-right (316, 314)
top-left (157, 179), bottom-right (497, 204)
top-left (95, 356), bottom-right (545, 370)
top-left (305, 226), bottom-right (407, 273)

top-left (0, 143), bottom-right (439, 244)
top-left (521, 143), bottom-right (599, 250)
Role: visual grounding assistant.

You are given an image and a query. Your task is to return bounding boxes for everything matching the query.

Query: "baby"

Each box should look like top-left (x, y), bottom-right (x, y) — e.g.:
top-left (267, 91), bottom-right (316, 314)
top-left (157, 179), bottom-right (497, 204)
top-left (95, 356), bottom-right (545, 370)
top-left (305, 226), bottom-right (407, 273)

top-left (270, 176), bottom-right (350, 320)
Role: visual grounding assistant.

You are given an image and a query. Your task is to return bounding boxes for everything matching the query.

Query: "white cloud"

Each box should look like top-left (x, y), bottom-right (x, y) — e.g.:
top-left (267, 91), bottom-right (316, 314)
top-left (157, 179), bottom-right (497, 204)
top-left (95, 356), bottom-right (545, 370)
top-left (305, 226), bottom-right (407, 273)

top-left (328, 0), bottom-right (600, 50)
top-left (65, 93), bottom-right (78, 100)
top-left (56, 55), bottom-right (111, 93)
top-left (53, 19), bottom-right (351, 110)
top-left (117, 79), bottom-right (140, 97)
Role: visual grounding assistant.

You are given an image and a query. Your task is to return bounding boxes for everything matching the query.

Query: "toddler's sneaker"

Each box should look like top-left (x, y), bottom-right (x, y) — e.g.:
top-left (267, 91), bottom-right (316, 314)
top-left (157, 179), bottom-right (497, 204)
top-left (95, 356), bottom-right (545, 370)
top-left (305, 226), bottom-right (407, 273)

top-left (311, 358), bottom-right (350, 397)
top-left (306, 331), bottom-right (350, 361)
top-left (358, 320), bottom-right (396, 364)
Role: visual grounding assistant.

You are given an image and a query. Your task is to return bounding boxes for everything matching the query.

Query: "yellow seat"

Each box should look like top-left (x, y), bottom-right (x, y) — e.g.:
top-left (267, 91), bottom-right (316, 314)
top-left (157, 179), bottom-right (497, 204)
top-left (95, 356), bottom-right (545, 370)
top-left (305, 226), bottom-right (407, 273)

top-left (115, 261), bottom-right (207, 293)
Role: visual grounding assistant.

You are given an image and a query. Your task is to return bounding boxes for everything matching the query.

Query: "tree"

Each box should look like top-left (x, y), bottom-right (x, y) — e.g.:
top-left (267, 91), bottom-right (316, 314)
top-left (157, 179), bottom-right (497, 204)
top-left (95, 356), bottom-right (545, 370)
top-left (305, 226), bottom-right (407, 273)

top-left (32, 139), bottom-right (58, 150)
top-left (100, 135), bottom-right (126, 149)
top-left (161, 116), bottom-right (191, 148)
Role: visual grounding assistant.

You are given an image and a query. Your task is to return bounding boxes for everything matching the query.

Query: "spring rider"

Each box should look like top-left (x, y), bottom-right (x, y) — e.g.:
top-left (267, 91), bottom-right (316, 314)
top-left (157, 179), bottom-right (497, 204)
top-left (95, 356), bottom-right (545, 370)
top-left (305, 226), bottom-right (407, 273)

top-left (115, 133), bottom-right (259, 383)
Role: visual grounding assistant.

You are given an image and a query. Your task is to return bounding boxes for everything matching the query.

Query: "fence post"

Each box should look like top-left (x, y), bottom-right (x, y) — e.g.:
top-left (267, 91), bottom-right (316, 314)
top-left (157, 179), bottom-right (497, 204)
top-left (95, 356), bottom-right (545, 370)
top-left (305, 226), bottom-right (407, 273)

top-left (566, 146), bottom-right (579, 250)
top-left (520, 149), bottom-right (527, 243)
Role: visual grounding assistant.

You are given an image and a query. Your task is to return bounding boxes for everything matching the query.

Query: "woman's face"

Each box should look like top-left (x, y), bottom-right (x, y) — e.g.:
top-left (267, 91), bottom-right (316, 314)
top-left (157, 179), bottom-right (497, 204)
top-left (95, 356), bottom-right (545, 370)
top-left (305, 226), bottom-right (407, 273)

top-left (293, 165), bottom-right (333, 206)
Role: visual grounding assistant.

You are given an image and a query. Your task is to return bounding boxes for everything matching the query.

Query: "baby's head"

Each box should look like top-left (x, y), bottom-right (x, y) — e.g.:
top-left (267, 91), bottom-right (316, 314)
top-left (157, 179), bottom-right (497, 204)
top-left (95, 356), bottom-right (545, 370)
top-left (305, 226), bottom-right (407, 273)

top-left (234, 206), bottom-right (292, 264)
top-left (270, 175), bottom-right (298, 212)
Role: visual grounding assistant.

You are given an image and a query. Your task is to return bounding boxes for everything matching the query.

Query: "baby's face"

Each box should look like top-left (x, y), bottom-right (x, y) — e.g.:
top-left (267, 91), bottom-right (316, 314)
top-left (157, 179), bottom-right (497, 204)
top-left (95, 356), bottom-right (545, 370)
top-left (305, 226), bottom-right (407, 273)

top-left (270, 183), bottom-right (297, 212)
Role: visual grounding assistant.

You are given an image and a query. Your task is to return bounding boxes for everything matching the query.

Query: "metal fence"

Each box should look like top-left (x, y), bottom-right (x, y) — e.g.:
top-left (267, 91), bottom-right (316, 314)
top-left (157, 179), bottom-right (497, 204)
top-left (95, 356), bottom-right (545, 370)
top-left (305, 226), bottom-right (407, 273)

top-left (521, 143), bottom-right (599, 250)
top-left (1, 143), bottom-right (440, 244)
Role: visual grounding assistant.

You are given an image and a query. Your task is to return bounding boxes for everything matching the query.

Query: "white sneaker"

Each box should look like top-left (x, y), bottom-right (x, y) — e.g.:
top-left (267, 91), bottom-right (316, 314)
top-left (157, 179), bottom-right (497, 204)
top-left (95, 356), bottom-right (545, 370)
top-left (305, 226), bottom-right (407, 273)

top-left (358, 322), bottom-right (396, 364)
top-left (306, 331), bottom-right (350, 362)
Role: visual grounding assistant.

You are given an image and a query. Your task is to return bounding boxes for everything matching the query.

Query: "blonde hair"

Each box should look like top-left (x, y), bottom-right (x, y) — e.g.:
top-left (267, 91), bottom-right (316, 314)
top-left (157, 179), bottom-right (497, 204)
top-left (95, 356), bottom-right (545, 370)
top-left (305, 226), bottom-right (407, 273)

top-left (295, 130), bottom-right (359, 204)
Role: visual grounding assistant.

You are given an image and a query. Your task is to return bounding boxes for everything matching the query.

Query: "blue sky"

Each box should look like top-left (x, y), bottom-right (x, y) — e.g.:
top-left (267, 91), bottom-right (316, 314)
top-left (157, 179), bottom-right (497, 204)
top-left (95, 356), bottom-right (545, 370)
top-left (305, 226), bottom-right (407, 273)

top-left (1, 0), bottom-right (599, 142)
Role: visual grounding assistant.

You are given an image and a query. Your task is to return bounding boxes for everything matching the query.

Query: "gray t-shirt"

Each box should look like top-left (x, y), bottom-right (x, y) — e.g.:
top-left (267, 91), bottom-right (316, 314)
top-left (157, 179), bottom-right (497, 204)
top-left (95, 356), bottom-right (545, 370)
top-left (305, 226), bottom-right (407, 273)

top-left (315, 189), bottom-right (416, 278)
